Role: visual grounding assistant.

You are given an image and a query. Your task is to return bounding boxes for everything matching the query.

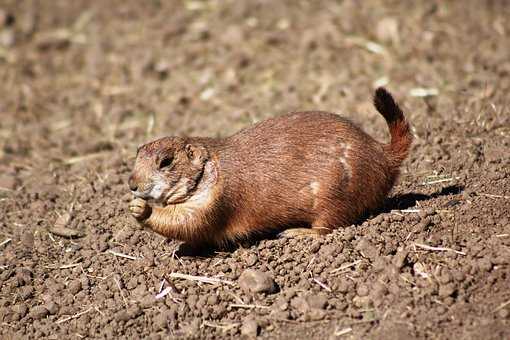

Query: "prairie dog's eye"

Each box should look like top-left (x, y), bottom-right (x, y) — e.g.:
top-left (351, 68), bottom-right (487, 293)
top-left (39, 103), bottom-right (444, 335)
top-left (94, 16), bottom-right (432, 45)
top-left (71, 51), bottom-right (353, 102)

top-left (159, 156), bottom-right (173, 169)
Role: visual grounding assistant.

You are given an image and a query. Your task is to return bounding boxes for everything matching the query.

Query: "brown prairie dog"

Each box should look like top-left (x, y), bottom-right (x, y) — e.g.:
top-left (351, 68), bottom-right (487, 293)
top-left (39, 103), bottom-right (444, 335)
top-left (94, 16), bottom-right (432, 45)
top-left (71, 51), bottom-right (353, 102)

top-left (128, 88), bottom-right (413, 246)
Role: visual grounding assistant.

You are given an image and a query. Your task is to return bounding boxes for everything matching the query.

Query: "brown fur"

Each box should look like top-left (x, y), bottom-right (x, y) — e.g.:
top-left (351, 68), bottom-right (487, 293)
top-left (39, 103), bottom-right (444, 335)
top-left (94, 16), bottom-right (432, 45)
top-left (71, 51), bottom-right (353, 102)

top-left (128, 87), bottom-right (413, 246)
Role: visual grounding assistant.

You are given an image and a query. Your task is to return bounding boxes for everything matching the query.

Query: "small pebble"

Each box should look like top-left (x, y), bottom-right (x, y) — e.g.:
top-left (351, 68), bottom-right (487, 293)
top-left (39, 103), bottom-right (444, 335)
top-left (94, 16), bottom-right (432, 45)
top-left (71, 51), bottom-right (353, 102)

top-left (306, 308), bottom-right (326, 321)
top-left (352, 296), bottom-right (371, 308)
top-left (356, 238), bottom-right (379, 260)
top-left (19, 286), bottom-right (34, 300)
top-left (306, 293), bottom-right (328, 309)
top-left (206, 294), bottom-right (219, 306)
top-left (154, 311), bottom-right (170, 329)
top-left (68, 280), bottom-right (82, 295)
top-left (46, 301), bottom-right (59, 315)
top-left (356, 284), bottom-right (370, 297)
top-left (29, 306), bottom-right (49, 320)
top-left (291, 296), bottom-right (309, 314)
top-left (13, 303), bottom-right (28, 318)
top-left (309, 241), bottom-right (321, 253)
top-left (478, 258), bottom-right (492, 272)
top-left (245, 253), bottom-right (258, 266)
top-left (392, 248), bottom-right (409, 269)
top-left (241, 318), bottom-right (259, 337)
top-left (239, 269), bottom-right (277, 294)
top-left (439, 283), bottom-right (456, 298)
top-left (21, 232), bottom-right (34, 248)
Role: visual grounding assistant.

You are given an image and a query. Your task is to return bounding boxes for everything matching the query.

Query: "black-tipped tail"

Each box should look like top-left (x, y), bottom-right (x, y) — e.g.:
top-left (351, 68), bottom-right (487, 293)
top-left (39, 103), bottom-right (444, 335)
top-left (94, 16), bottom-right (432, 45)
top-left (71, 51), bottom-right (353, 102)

top-left (373, 87), bottom-right (413, 167)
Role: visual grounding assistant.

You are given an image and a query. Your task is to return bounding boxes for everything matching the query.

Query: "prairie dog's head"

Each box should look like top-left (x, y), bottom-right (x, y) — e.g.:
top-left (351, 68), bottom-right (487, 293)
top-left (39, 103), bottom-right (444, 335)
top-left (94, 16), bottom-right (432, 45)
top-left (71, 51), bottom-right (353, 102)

top-left (128, 137), bottom-right (210, 205)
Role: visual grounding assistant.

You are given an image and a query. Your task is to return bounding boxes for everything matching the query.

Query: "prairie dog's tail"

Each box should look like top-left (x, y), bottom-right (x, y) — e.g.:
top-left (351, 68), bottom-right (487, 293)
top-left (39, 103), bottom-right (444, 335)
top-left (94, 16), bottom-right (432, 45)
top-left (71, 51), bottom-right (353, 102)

top-left (373, 87), bottom-right (413, 168)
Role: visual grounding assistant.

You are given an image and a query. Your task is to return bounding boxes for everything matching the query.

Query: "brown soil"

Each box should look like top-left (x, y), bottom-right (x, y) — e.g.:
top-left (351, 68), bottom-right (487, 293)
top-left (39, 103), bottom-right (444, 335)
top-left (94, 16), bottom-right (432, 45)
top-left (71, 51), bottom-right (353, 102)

top-left (1, 1), bottom-right (509, 339)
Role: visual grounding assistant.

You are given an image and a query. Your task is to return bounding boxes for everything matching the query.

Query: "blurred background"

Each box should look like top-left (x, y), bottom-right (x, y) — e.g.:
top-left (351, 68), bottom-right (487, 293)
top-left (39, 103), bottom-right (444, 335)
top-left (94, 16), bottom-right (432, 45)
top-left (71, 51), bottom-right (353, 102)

top-left (1, 1), bottom-right (508, 159)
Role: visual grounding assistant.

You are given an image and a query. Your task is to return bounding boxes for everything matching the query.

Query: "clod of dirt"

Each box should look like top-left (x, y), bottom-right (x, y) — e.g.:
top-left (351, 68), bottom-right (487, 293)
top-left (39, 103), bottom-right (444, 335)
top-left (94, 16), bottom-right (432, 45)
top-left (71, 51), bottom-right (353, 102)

top-left (306, 293), bottom-right (328, 310)
top-left (376, 17), bottom-right (400, 44)
top-left (140, 294), bottom-right (157, 308)
top-left (46, 301), bottom-right (59, 315)
top-left (153, 309), bottom-right (171, 329)
top-left (414, 217), bottom-right (432, 233)
top-left (21, 232), bottom-right (34, 248)
top-left (413, 262), bottom-right (428, 278)
top-left (12, 304), bottom-right (28, 318)
top-left (306, 308), bottom-right (326, 321)
top-left (356, 238), bottom-right (379, 260)
top-left (478, 258), bottom-right (493, 272)
top-left (273, 296), bottom-right (289, 312)
top-left (353, 295), bottom-right (372, 308)
top-left (0, 307), bottom-right (11, 322)
top-left (356, 284), bottom-right (370, 297)
top-left (437, 270), bottom-right (452, 284)
top-left (291, 294), bottom-right (329, 321)
top-left (438, 283), bottom-right (456, 298)
top-left (35, 30), bottom-right (74, 50)
top-left (290, 294), bottom-right (328, 320)
top-left (370, 282), bottom-right (388, 306)
top-left (239, 269), bottom-right (277, 294)
top-left (115, 305), bottom-right (142, 322)
top-left (68, 279), bottom-right (82, 295)
top-left (49, 213), bottom-right (83, 238)
top-left (309, 241), bottom-right (322, 253)
top-left (28, 305), bottom-right (49, 319)
top-left (15, 267), bottom-right (33, 283)
top-left (290, 296), bottom-right (308, 314)
top-left (393, 248), bottom-right (409, 269)
top-left (206, 294), bottom-right (219, 305)
top-left (19, 286), bottom-right (34, 300)
top-left (319, 244), bottom-right (338, 257)
top-left (241, 317), bottom-right (260, 337)
top-left (245, 253), bottom-right (258, 266)
top-left (342, 229), bottom-right (355, 242)
top-left (55, 212), bottom-right (71, 227)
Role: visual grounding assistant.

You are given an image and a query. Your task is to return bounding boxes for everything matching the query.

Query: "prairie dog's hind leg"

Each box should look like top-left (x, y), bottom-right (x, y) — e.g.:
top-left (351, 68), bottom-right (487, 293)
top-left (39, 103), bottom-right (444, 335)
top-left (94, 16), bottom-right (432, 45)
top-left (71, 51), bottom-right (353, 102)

top-left (278, 226), bottom-right (332, 239)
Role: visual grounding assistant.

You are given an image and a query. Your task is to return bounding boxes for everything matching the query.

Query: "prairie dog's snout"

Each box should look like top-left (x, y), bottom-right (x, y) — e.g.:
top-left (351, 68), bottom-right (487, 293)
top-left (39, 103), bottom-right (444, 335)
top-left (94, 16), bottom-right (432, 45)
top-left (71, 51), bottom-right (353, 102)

top-left (128, 172), bottom-right (158, 200)
top-left (128, 87), bottom-right (413, 246)
top-left (128, 175), bottom-right (149, 197)
top-left (128, 176), bottom-right (138, 192)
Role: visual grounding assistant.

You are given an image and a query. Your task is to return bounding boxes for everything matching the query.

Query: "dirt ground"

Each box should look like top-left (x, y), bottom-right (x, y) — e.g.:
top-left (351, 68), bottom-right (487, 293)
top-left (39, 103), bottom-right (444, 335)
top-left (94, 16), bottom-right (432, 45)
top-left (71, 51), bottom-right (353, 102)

top-left (0, 1), bottom-right (509, 339)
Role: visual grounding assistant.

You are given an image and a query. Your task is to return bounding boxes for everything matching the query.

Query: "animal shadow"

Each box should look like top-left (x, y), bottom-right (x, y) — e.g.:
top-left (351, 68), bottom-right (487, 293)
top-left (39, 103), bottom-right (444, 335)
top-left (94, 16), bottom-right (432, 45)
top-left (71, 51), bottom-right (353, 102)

top-left (174, 242), bottom-right (220, 257)
top-left (174, 231), bottom-right (281, 257)
top-left (382, 184), bottom-right (464, 212)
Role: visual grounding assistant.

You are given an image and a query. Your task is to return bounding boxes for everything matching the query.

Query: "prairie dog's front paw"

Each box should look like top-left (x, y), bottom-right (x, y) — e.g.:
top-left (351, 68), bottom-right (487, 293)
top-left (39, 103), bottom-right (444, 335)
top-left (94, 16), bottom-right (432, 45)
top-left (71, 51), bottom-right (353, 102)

top-left (129, 198), bottom-right (151, 220)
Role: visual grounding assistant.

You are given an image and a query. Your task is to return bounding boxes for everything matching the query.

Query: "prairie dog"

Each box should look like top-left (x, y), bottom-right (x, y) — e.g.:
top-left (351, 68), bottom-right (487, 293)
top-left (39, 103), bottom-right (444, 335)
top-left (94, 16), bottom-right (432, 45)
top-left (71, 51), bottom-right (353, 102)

top-left (128, 88), bottom-right (413, 246)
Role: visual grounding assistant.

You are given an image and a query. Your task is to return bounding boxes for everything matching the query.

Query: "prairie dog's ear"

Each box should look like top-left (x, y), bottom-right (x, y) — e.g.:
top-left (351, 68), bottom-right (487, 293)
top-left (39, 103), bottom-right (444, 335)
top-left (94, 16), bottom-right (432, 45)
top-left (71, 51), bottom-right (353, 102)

top-left (185, 144), bottom-right (208, 166)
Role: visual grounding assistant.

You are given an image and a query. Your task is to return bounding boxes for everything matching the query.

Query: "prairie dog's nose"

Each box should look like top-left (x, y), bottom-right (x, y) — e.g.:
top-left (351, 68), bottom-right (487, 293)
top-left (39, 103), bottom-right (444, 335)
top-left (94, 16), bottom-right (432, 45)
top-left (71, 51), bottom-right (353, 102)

top-left (128, 176), bottom-right (138, 192)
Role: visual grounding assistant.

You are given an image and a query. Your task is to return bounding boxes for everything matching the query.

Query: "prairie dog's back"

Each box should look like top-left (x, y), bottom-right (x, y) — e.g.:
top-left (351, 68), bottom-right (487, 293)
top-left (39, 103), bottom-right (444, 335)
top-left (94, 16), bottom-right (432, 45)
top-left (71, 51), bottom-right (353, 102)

top-left (224, 111), bottom-right (384, 174)
top-left (214, 111), bottom-right (393, 234)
